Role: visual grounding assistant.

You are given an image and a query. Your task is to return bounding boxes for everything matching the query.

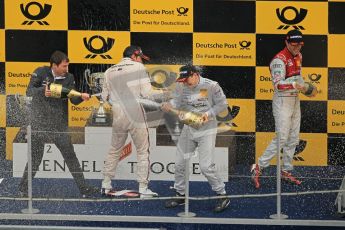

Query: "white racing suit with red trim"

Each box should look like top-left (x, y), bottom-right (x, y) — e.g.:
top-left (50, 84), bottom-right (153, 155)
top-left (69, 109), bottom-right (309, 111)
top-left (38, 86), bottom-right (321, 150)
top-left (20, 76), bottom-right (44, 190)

top-left (258, 47), bottom-right (305, 172)
top-left (101, 57), bottom-right (152, 191)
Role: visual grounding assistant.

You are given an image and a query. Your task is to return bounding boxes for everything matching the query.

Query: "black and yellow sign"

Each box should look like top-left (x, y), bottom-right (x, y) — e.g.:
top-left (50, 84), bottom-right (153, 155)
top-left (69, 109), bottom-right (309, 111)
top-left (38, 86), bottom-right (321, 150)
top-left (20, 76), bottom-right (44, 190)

top-left (1, 0), bottom-right (345, 165)
top-left (68, 97), bottom-right (97, 127)
top-left (6, 127), bottom-right (20, 160)
top-left (6, 62), bottom-right (47, 95)
top-left (226, 99), bottom-right (255, 133)
top-left (256, 67), bottom-right (274, 100)
top-left (256, 1), bottom-right (327, 34)
top-left (5, 0), bottom-right (68, 30)
top-left (328, 35), bottom-right (345, 67)
top-left (68, 97), bottom-right (112, 127)
top-left (193, 33), bottom-right (255, 66)
top-left (68, 31), bottom-right (130, 64)
top-left (300, 67), bottom-right (327, 101)
top-left (256, 132), bottom-right (327, 166)
top-left (256, 67), bottom-right (327, 101)
top-left (328, 100), bottom-right (345, 134)
top-left (0, 95), bottom-right (5, 127)
top-left (130, 0), bottom-right (193, 32)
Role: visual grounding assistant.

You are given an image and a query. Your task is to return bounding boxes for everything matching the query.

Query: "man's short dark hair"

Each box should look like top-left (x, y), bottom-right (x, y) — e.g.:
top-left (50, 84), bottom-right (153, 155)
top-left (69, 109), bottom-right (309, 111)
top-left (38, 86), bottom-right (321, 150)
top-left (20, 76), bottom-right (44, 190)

top-left (50, 51), bottom-right (69, 67)
top-left (286, 29), bottom-right (303, 43)
top-left (123, 45), bottom-right (150, 61)
top-left (176, 64), bottom-right (201, 82)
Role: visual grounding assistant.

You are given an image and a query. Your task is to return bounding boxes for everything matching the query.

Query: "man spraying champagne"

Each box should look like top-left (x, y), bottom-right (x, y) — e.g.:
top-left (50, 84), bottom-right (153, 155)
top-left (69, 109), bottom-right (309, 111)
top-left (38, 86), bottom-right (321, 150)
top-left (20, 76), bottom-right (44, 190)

top-left (19, 50), bottom-right (97, 198)
top-left (161, 64), bottom-right (231, 213)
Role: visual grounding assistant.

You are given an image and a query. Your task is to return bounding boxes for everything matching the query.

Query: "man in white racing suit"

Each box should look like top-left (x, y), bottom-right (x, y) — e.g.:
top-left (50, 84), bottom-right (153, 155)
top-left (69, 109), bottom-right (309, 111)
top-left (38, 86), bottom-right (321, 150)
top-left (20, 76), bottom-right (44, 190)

top-left (161, 65), bottom-right (230, 213)
top-left (100, 45), bottom-right (158, 197)
top-left (251, 30), bottom-right (309, 189)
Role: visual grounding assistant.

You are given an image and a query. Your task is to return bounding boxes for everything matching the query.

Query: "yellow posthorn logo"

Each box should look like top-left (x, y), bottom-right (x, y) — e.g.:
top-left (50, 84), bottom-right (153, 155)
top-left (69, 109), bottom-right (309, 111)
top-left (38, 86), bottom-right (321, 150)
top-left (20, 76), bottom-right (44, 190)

top-left (83, 35), bottom-right (115, 59)
top-left (239, 41), bottom-right (251, 50)
top-left (216, 105), bottom-right (240, 128)
top-left (308, 73), bottom-right (322, 82)
top-left (293, 140), bottom-right (307, 162)
top-left (20, 1), bottom-right (52, 25)
top-left (176, 7), bottom-right (188, 16)
top-left (276, 6), bottom-right (307, 30)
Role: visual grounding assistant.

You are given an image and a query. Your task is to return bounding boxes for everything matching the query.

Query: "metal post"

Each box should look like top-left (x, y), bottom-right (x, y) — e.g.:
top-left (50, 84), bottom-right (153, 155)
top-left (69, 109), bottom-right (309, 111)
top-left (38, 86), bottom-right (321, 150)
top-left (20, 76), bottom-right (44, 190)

top-left (22, 125), bottom-right (39, 214)
top-left (270, 132), bottom-right (287, 219)
top-left (177, 151), bottom-right (196, 218)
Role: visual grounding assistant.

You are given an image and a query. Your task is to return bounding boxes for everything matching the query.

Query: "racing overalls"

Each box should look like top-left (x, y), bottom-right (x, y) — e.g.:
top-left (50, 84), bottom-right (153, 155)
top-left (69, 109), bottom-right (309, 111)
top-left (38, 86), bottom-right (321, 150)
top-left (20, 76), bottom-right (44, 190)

top-left (258, 47), bottom-right (305, 171)
top-left (171, 76), bottom-right (228, 195)
top-left (101, 57), bottom-right (152, 190)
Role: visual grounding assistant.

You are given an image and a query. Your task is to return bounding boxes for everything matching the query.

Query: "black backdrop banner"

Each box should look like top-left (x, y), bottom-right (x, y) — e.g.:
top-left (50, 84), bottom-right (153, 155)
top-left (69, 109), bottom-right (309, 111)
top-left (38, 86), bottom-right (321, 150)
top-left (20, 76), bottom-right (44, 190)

top-left (0, 0), bottom-right (344, 165)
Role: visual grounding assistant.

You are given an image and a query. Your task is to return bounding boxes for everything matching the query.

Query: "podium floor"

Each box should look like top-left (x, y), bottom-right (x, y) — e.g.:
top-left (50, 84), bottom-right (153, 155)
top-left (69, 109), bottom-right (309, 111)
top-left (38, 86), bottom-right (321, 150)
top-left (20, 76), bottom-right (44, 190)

top-left (0, 162), bottom-right (345, 230)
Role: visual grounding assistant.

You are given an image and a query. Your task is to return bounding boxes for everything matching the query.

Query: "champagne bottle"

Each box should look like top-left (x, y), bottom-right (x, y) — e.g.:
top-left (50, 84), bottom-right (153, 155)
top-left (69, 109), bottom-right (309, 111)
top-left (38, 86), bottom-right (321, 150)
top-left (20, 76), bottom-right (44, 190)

top-left (301, 82), bottom-right (318, 97)
top-left (139, 99), bottom-right (205, 129)
top-left (169, 108), bottom-right (204, 129)
top-left (49, 83), bottom-right (82, 98)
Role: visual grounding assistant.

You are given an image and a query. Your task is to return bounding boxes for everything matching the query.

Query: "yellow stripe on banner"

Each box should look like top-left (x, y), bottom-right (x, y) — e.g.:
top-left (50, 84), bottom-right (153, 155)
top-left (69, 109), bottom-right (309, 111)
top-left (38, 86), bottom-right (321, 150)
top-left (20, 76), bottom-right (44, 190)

top-left (0, 95), bottom-right (5, 128)
top-left (6, 62), bottom-right (47, 95)
top-left (130, 0), bottom-right (193, 32)
top-left (0, 30), bottom-right (4, 62)
top-left (256, 1), bottom-right (328, 34)
top-left (68, 30), bottom-right (130, 64)
top-left (5, 0), bottom-right (68, 30)
top-left (328, 35), bottom-right (345, 68)
top-left (328, 100), bottom-right (345, 134)
top-left (6, 127), bottom-right (20, 161)
top-left (193, 33), bottom-right (256, 66)
top-left (256, 132), bottom-right (328, 166)
top-left (226, 99), bottom-right (256, 133)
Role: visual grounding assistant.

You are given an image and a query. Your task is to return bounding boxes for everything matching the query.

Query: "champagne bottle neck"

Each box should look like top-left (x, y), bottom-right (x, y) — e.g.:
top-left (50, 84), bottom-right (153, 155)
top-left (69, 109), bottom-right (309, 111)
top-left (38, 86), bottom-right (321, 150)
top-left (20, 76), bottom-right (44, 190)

top-left (169, 108), bottom-right (180, 116)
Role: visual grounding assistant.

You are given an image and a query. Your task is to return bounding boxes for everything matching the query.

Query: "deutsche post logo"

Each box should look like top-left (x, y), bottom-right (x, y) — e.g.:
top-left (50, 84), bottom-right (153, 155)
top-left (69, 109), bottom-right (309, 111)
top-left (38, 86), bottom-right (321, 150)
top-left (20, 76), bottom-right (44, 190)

top-left (308, 73), bottom-right (322, 83)
top-left (83, 35), bottom-right (115, 59)
top-left (308, 74), bottom-right (322, 94)
top-left (176, 7), bottom-right (188, 16)
top-left (279, 139), bottom-right (306, 161)
top-left (293, 140), bottom-right (307, 162)
top-left (20, 2), bottom-right (52, 25)
top-left (239, 41), bottom-right (251, 50)
top-left (276, 6), bottom-right (307, 30)
top-left (217, 105), bottom-right (240, 128)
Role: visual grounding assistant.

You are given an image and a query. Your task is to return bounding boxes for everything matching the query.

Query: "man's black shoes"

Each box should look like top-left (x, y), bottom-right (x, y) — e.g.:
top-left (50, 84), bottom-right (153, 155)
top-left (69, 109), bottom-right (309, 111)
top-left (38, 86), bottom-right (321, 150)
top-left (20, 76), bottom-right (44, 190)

top-left (165, 192), bottom-right (230, 212)
top-left (214, 195), bottom-right (230, 213)
top-left (19, 190), bottom-right (28, 198)
top-left (165, 192), bottom-right (185, 208)
top-left (79, 185), bottom-right (99, 197)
